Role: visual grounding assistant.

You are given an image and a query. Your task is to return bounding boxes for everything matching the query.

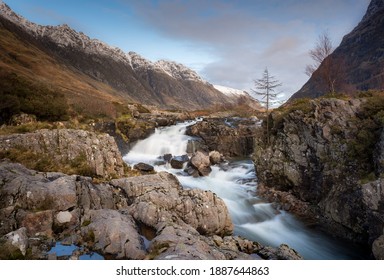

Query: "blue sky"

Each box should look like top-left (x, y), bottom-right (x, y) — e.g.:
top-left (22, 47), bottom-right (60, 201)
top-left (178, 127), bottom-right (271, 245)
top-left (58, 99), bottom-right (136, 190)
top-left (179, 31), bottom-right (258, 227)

top-left (5, 0), bottom-right (370, 99)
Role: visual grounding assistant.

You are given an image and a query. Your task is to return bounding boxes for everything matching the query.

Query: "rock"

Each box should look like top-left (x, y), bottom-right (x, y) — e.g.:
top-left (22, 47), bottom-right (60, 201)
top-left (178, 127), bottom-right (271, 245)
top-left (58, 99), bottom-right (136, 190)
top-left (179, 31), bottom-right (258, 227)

top-left (209, 151), bottom-right (224, 165)
top-left (163, 154), bottom-right (173, 162)
top-left (184, 165), bottom-right (200, 177)
top-left (56, 211), bottom-right (73, 224)
top-left (252, 98), bottom-right (384, 251)
top-left (190, 151), bottom-right (212, 176)
top-left (81, 209), bottom-right (146, 259)
top-left (0, 160), bottom-right (300, 260)
top-left (258, 244), bottom-right (303, 260)
top-left (2, 227), bottom-right (29, 256)
top-left (150, 225), bottom-right (258, 260)
top-left (111, 172), bottom-right (233, 236)
top-left (0, 129), bottom-right (125, 179)
top-left (186, 118), bottom-right (256, 157)
top-left (18, 210), bottom-right (53, 237)
top-left (134, 162), bottom-right (154, 172)
top-left (170, 155), bottom-right (189, 169)
top-left (372, 235), bottom-right (384, 260)
top-left (186, 139), bottom-right (208, 154)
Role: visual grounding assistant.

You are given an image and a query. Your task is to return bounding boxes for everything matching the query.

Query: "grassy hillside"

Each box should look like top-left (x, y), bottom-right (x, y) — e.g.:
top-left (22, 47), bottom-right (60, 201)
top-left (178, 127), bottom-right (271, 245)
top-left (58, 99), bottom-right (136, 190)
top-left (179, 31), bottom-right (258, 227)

top-left (0, 20), bottom-right (132, 123)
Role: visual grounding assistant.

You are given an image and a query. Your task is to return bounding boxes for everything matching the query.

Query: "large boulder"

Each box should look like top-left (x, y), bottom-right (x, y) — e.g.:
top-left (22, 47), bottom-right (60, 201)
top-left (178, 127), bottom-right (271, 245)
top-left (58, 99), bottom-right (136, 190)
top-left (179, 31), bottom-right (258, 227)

top-left (189, 151), bottom-right (212, 176)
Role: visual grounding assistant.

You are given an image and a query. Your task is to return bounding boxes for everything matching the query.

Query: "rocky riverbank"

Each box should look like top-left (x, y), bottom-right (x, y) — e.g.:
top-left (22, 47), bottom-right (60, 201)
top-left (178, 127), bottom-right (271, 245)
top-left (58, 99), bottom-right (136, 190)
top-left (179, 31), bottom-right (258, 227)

top-left (0, 123), bottom-right (301, 260)
top-left (0, 160), bottom-right (301, 260)
top-left (252, 97), bottom-right (384, 259)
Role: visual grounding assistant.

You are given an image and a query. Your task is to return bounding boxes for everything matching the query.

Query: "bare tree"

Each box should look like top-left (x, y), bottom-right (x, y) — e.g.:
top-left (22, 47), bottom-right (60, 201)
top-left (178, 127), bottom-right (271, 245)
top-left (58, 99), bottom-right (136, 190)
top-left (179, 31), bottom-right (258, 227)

top-left (252, 67), bottom-right (282, 144)
top-left (306, 31), bottom-right (343, 94)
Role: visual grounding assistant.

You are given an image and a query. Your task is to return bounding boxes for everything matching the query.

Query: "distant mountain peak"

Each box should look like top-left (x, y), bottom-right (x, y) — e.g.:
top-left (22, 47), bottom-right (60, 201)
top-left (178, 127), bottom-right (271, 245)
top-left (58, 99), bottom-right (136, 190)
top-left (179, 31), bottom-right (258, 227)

top-left (155, 60), bottom-right (207, 83)
top-left (213, 85), bottom-right (247, 97)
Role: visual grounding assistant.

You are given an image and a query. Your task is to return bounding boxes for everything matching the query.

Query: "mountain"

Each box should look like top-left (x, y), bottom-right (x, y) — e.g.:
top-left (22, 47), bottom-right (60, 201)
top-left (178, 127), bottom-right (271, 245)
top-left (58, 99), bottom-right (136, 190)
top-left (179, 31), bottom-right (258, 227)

top-left (0, 1), bottom-right (257, 113)
top-left (290, 0), bottom-right (384, 100)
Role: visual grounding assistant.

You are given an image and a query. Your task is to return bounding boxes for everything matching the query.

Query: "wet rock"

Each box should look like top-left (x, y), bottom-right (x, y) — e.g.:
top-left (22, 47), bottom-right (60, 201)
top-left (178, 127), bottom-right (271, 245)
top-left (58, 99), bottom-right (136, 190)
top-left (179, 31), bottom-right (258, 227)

top-left (134, 162), bottom-right (154, 172)
top-left (170, 155), bottom-right (189, 169)
top-left (190, 151), bottom-right (212, 176)
top-left (163, 154), bottom-right (173, 162)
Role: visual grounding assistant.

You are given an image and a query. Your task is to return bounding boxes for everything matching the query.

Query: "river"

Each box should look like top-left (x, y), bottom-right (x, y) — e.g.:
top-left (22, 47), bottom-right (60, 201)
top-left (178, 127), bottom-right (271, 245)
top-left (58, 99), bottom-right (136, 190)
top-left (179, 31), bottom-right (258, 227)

top-left (123, 120), bottom-right (367, 260)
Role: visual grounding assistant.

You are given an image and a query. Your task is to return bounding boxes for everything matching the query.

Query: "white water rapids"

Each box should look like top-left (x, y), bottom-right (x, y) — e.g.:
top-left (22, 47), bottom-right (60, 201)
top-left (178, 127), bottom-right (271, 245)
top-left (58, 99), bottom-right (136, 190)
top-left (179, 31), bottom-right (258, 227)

top-left (123, 120), bottom-right (365, 260)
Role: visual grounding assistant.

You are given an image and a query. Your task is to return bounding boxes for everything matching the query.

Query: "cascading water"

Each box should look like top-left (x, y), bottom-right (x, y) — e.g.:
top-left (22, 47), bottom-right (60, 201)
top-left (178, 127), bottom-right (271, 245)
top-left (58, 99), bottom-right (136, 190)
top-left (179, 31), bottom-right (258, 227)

top-left (123, 120), bottom-right (366, 260)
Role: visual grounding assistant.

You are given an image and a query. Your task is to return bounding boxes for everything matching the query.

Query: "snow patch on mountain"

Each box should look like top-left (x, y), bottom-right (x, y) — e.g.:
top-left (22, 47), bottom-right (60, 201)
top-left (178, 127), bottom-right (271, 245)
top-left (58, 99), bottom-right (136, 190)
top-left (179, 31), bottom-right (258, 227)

top-left (155, 60), bottom-right (207, 83)
top-left (213, 85), bottom-right (247, 97)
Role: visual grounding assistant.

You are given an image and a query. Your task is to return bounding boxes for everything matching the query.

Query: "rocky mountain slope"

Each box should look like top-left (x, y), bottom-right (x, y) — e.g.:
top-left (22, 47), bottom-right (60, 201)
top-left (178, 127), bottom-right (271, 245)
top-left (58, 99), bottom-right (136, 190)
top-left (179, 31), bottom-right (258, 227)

top-left (252, 95), bottom-right (384, 259)
top-left (0, 1), bottom-right (257, 111)
top-left (291, 0), bottom-right (384, 99)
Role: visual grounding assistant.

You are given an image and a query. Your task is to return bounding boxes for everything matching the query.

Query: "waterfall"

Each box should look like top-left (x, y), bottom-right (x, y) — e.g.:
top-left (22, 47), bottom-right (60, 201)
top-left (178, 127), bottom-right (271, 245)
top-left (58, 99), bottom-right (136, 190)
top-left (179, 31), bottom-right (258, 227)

top-left (124, 121), bottom-right (366, 260)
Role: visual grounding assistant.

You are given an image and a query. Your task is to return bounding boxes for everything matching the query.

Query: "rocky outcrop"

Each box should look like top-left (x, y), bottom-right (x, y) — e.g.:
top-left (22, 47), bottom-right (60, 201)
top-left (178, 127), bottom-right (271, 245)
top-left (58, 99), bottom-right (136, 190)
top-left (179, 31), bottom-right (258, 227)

top-left (186, 118), bottom-right (259, 157)
top-left (0, 160), bottom-right (299, 260)
top-left (0, 129), bottom-right (124, 179)
top-left (253, 98), bottom-right (384, 258)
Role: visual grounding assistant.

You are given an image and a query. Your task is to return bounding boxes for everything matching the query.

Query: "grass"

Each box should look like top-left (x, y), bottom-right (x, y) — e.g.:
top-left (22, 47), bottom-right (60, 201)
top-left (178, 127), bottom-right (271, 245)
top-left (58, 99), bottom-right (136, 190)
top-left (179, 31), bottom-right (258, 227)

top-left (0, 24), bottom-right (133, 123)
top-left (0, 147), bottom-right (94, 177)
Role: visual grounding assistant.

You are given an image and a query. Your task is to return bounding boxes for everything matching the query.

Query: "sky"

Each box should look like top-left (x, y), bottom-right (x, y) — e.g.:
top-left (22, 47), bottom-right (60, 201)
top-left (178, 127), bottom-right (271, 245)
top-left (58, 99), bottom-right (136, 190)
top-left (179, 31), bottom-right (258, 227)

top-left (5, 0), bottom-right (371, 100)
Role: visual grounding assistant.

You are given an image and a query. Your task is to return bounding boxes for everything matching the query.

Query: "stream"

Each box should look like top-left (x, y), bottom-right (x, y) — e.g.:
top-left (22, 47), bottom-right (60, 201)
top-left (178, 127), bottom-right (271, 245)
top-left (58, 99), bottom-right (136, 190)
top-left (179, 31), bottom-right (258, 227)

top-left (123, 120), bottom-right (367, 260)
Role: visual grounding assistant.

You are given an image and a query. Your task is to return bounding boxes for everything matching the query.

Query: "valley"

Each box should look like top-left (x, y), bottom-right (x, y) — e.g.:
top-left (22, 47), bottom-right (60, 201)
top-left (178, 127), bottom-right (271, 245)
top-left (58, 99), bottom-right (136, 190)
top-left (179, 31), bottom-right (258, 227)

top-left (0, 0), bottom-right (384, 261)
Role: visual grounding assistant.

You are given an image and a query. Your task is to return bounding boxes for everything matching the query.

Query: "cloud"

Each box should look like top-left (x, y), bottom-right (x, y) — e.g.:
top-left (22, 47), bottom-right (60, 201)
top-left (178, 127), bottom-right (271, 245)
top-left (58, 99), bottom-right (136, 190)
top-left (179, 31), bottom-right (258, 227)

top-left (121, 0), bottom-right (369, 97)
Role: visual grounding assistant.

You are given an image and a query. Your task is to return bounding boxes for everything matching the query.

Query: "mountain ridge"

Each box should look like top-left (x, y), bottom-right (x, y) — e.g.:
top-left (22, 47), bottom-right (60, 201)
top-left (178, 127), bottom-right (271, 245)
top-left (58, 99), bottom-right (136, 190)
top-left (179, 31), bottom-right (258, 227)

top-left (0, 1), bottom-right (259, 111)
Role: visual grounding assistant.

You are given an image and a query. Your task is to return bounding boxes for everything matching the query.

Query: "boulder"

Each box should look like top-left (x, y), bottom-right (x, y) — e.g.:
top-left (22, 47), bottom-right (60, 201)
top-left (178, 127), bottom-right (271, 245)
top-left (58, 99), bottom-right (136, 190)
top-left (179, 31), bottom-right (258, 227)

top-left (190, 151), bottom-right (212, 176)
top-left (170, 155), bottom-right (189, 169)
top-left (134, 162), bottom-right (154, 172)
top-left (209, 151), bottom-right (224, 165)
top-left (163, 154), bottom-right (173, 162)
